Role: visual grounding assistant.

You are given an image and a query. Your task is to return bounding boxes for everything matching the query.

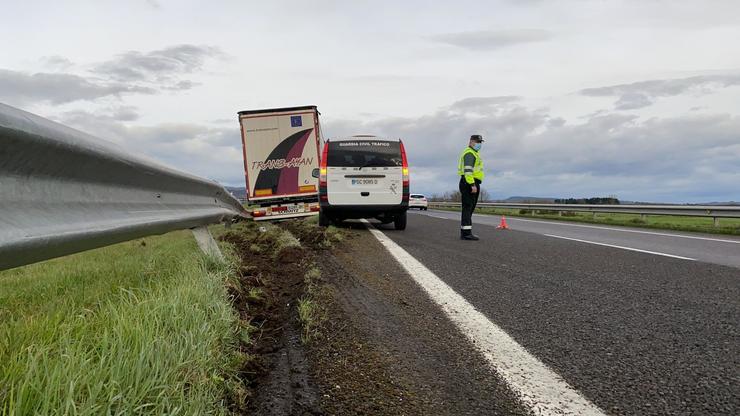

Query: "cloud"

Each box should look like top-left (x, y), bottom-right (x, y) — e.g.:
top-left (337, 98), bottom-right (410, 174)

top-left (56, 110), bottom-right (244, 185)
top-left (40, 56), bottom-right (75, 71)
top-left (613, 92), bottom-right (653, 110)
top-left (324, 99), bottom-right (740, 203)
top-left (57, 105), bottom-right (141, 124)
top-left (580, 74), bottom-right (740, 110)
top-left (49, 95), bottom-right (740, 203)
top-left (0, 44), bottom-right (223, 106)
top-left (0, 69), bottom-right (155, 105)
top-left (92, 44), bottom-right (224, 85)
top-left (110, 105), bottom-right (140, 121)
top-left (430, 29), bottom-right (552, 50)
top-left (450, 96), bottom-right (523, 113)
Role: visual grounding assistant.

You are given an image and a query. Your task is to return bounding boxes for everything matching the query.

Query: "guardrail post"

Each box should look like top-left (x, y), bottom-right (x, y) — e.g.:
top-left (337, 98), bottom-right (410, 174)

top-left (558, 211), bottom-right (563, 217)
top-left (592, 212), bottom-right (597, 219)
top-left (641, 214), bottom-right (647, 221)
top-left (191, 226), bottom-right (224, 261)
top-left (714, 217), bottom-right (720, 228)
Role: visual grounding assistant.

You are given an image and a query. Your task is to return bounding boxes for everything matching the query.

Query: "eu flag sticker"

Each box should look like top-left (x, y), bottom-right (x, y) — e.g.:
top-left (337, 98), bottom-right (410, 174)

top-left (290, 115), bottom-right (302, 127)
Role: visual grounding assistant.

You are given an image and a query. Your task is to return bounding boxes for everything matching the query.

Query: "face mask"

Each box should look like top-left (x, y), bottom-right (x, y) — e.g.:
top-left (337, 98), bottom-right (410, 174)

top-left (472, 143), bottom-right (482, 151)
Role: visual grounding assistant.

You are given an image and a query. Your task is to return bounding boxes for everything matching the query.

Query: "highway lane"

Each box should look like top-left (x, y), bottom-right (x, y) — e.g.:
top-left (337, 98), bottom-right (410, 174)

top-left (415, 209), bottom-right (740, 268)
top-left (373, 214), bottom-right (740, 415)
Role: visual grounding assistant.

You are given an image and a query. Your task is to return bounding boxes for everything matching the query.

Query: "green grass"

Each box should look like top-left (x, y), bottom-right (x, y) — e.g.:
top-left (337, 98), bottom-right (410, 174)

top-left (0, 228), bottom-right (243, 415)
top-left (297, 266), bottom-right (325, 344)
top-left (433, 206), bottom-right (740, 235)
top-left (297, 297), bottom-right (321, 344)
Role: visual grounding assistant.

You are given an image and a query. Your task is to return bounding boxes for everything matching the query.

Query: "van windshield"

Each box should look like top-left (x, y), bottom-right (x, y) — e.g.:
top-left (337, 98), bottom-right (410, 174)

top-left (327, 141), bottom-right (402, 167)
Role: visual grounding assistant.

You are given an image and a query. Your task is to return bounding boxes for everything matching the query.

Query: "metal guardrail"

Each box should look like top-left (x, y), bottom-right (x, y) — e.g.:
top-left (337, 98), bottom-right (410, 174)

top-left (0, 103), bottom-right (247, 271)
top-left (428, 202), bottom-right (740, 226)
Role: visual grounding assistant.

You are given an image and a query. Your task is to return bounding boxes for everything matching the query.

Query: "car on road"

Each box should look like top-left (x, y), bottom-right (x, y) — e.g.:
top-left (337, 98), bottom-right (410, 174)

top-left (317, 136), bottom-right (409, 229)
top-left (409, 194), bottom-right (428, 210)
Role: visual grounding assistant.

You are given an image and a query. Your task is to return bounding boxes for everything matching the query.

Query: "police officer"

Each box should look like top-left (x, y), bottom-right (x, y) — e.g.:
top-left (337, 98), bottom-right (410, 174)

top-left (458, 134), bottom-right (485, 240)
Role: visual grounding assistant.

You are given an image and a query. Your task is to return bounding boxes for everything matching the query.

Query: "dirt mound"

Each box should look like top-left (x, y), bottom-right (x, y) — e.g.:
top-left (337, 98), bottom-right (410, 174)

top-left (280, 219), bottom-right (345, 250)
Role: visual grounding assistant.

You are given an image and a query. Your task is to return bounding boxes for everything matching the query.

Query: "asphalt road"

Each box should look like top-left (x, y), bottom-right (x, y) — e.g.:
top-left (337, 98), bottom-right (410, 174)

top-left (416, 209), bottom-right (740, 268)
top-left (373, 213), bottom-right (740, 415)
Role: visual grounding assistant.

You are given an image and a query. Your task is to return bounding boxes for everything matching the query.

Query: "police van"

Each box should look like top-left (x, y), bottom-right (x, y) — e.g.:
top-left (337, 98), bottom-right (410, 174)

top-left (317, 136), bottom-right (409, 230)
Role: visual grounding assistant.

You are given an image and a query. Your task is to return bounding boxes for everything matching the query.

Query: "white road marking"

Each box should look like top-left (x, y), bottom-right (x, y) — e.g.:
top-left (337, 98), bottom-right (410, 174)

top-left (544, 234), bottom-right (696, 261)
top-left (504, 217), bottom-right (740, 244)
top-left (426, 214), bottom-right (450, 220)
top-left (363, 220), bottom-right (606, 416)
top-left (422, 210), bottom-right (740, 244)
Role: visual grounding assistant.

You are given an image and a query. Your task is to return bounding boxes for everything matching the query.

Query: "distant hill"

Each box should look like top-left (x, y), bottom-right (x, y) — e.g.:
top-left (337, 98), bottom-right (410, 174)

top-left (497, 197), bottom-right (739, 206)
top-left (225, 186), bottom-right (247, 200)
top-left (701, 201), bottom-right (740, 206)
top-left (622, 200), bottom-right (739, 206)
top-left (497, 196), bottom-right (556, 203)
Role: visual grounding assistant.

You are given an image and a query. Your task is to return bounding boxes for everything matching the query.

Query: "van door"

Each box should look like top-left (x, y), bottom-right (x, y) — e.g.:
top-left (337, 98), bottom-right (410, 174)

top-left (326, 140), bottom-right (403, 206)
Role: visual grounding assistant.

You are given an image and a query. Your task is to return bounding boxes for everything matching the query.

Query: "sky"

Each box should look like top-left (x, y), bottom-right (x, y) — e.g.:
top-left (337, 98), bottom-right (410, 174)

top-left (1, 0), bottom-right (739, 203)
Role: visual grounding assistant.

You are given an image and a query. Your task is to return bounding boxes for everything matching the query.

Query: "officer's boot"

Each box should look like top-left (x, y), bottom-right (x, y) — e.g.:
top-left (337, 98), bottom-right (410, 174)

top-left (461, 229), bottom-right (480, 241)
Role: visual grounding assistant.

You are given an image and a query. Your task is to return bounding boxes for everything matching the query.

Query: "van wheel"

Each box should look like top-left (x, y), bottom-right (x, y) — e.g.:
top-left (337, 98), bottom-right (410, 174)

top-left (318, 210), bottom-right (331, 227)
top-left (394, 212), bottom-right (407, 230)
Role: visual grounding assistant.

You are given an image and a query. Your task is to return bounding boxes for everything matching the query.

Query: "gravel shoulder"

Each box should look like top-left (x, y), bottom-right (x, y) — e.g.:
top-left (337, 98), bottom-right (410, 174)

top-left (220, 219), bottom-right (528, 415)
top-left (304, 223), bottom-right (528, 416)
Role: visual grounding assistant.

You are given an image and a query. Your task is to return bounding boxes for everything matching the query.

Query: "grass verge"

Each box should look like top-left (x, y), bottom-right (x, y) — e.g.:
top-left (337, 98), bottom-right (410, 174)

top-left (431, 206), bottom-right (740, 235)
top-left (0, 228), bottom-right (245, 415)
top-left (276, 220), bottom-right (349, 344)
top-left (297, 266), bottom-right (327, 344)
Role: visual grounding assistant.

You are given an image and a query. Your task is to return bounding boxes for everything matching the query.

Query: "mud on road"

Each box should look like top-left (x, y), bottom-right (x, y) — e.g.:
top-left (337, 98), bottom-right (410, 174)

top-left (220, 220), bottom-right (525, 415)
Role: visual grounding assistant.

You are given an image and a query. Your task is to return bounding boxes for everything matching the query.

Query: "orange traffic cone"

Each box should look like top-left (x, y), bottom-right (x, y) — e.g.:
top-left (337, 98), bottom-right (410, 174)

top-left (497, 216), bottom-right (509, 230)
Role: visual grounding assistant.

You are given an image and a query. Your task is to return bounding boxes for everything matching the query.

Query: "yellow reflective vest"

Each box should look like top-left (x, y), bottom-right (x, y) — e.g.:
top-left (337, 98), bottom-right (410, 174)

top-left (457, 147), bottom-right (484, 184)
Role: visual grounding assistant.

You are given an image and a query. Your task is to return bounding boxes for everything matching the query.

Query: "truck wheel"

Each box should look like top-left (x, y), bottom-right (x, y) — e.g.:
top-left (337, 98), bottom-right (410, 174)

top-left (318, 210), bottom-right (331, 227)
top-left (394, 211), bottom-right (407, 230)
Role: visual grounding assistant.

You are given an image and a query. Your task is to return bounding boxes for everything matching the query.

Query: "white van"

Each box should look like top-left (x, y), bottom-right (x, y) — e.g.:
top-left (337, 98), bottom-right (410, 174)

top-left (317, 137), bottom-right (409, 229)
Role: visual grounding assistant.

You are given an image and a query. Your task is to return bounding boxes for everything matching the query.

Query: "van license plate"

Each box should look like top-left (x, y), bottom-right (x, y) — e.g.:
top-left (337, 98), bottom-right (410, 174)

top-left (351, 179), bottom-right (378, 185)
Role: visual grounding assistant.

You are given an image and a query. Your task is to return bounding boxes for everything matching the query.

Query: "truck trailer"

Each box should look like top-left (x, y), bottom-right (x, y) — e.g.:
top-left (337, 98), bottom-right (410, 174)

top-left (237, 106), bottom-right (323, 220)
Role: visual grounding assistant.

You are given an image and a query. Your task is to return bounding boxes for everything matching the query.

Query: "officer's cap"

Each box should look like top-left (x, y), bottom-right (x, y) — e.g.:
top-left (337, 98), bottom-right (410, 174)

top-left (470, 134), bottom-right (485, 142)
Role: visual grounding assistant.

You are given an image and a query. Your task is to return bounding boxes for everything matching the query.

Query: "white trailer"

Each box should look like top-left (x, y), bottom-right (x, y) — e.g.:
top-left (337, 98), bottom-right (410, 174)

top-left (237, 106), bottom-right (322, 220)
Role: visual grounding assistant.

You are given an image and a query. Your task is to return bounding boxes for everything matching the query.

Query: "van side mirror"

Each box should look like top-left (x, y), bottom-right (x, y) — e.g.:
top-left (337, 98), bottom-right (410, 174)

top-left (311, 168), bottom-right (320, 178)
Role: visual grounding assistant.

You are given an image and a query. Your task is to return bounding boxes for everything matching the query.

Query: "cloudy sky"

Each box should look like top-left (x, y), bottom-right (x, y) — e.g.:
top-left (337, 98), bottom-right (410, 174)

top-left (2, 0), bottom-right (739, 202)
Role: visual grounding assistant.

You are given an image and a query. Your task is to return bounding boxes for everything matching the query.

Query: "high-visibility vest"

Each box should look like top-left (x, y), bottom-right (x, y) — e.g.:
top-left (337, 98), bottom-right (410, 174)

top-left (457, 147), bottom-right (484, 184)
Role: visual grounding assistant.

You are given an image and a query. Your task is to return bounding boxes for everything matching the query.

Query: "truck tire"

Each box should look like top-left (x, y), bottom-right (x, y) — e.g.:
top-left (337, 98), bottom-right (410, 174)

top-left (394, 211), bottom-right (407, 230)
top-left (318, 210), bottom-right (331, 227)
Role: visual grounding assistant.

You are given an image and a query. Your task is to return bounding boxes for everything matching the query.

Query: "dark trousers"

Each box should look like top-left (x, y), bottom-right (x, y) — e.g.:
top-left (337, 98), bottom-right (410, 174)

top-left (459, 177), bottom-right (481, 235)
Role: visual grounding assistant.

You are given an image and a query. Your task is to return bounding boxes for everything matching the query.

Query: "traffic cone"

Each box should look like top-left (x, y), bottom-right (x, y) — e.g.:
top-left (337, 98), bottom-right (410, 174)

top-left (497, 216), bottom-right (509, 230)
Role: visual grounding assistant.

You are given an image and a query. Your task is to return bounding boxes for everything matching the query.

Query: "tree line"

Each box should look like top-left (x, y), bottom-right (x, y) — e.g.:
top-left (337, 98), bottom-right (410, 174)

top-left (427, 191), bottom-right (619, 205)
top-left (554, 197), bottom-right (620, 205)
top-left (429, 189), bottom-right (491, 202)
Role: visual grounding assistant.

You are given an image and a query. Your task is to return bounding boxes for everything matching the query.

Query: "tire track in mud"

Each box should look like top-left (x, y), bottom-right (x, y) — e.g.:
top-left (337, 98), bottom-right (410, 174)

top-left (220, 220), bottom-right (528, 415)
top-left (220, 223), bottom-right (322, 415)
top-left (301, 223), bottom-right (528, 416)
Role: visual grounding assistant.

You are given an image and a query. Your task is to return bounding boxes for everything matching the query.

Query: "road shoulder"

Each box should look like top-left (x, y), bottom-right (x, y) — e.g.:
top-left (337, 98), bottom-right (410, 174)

top-left (306, 225), bottom-right (527, 415)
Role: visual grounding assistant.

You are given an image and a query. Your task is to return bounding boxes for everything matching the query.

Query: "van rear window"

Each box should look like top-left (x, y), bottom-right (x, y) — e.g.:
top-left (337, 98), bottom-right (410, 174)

top-left (327, 141), bottom-right (402, 167)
